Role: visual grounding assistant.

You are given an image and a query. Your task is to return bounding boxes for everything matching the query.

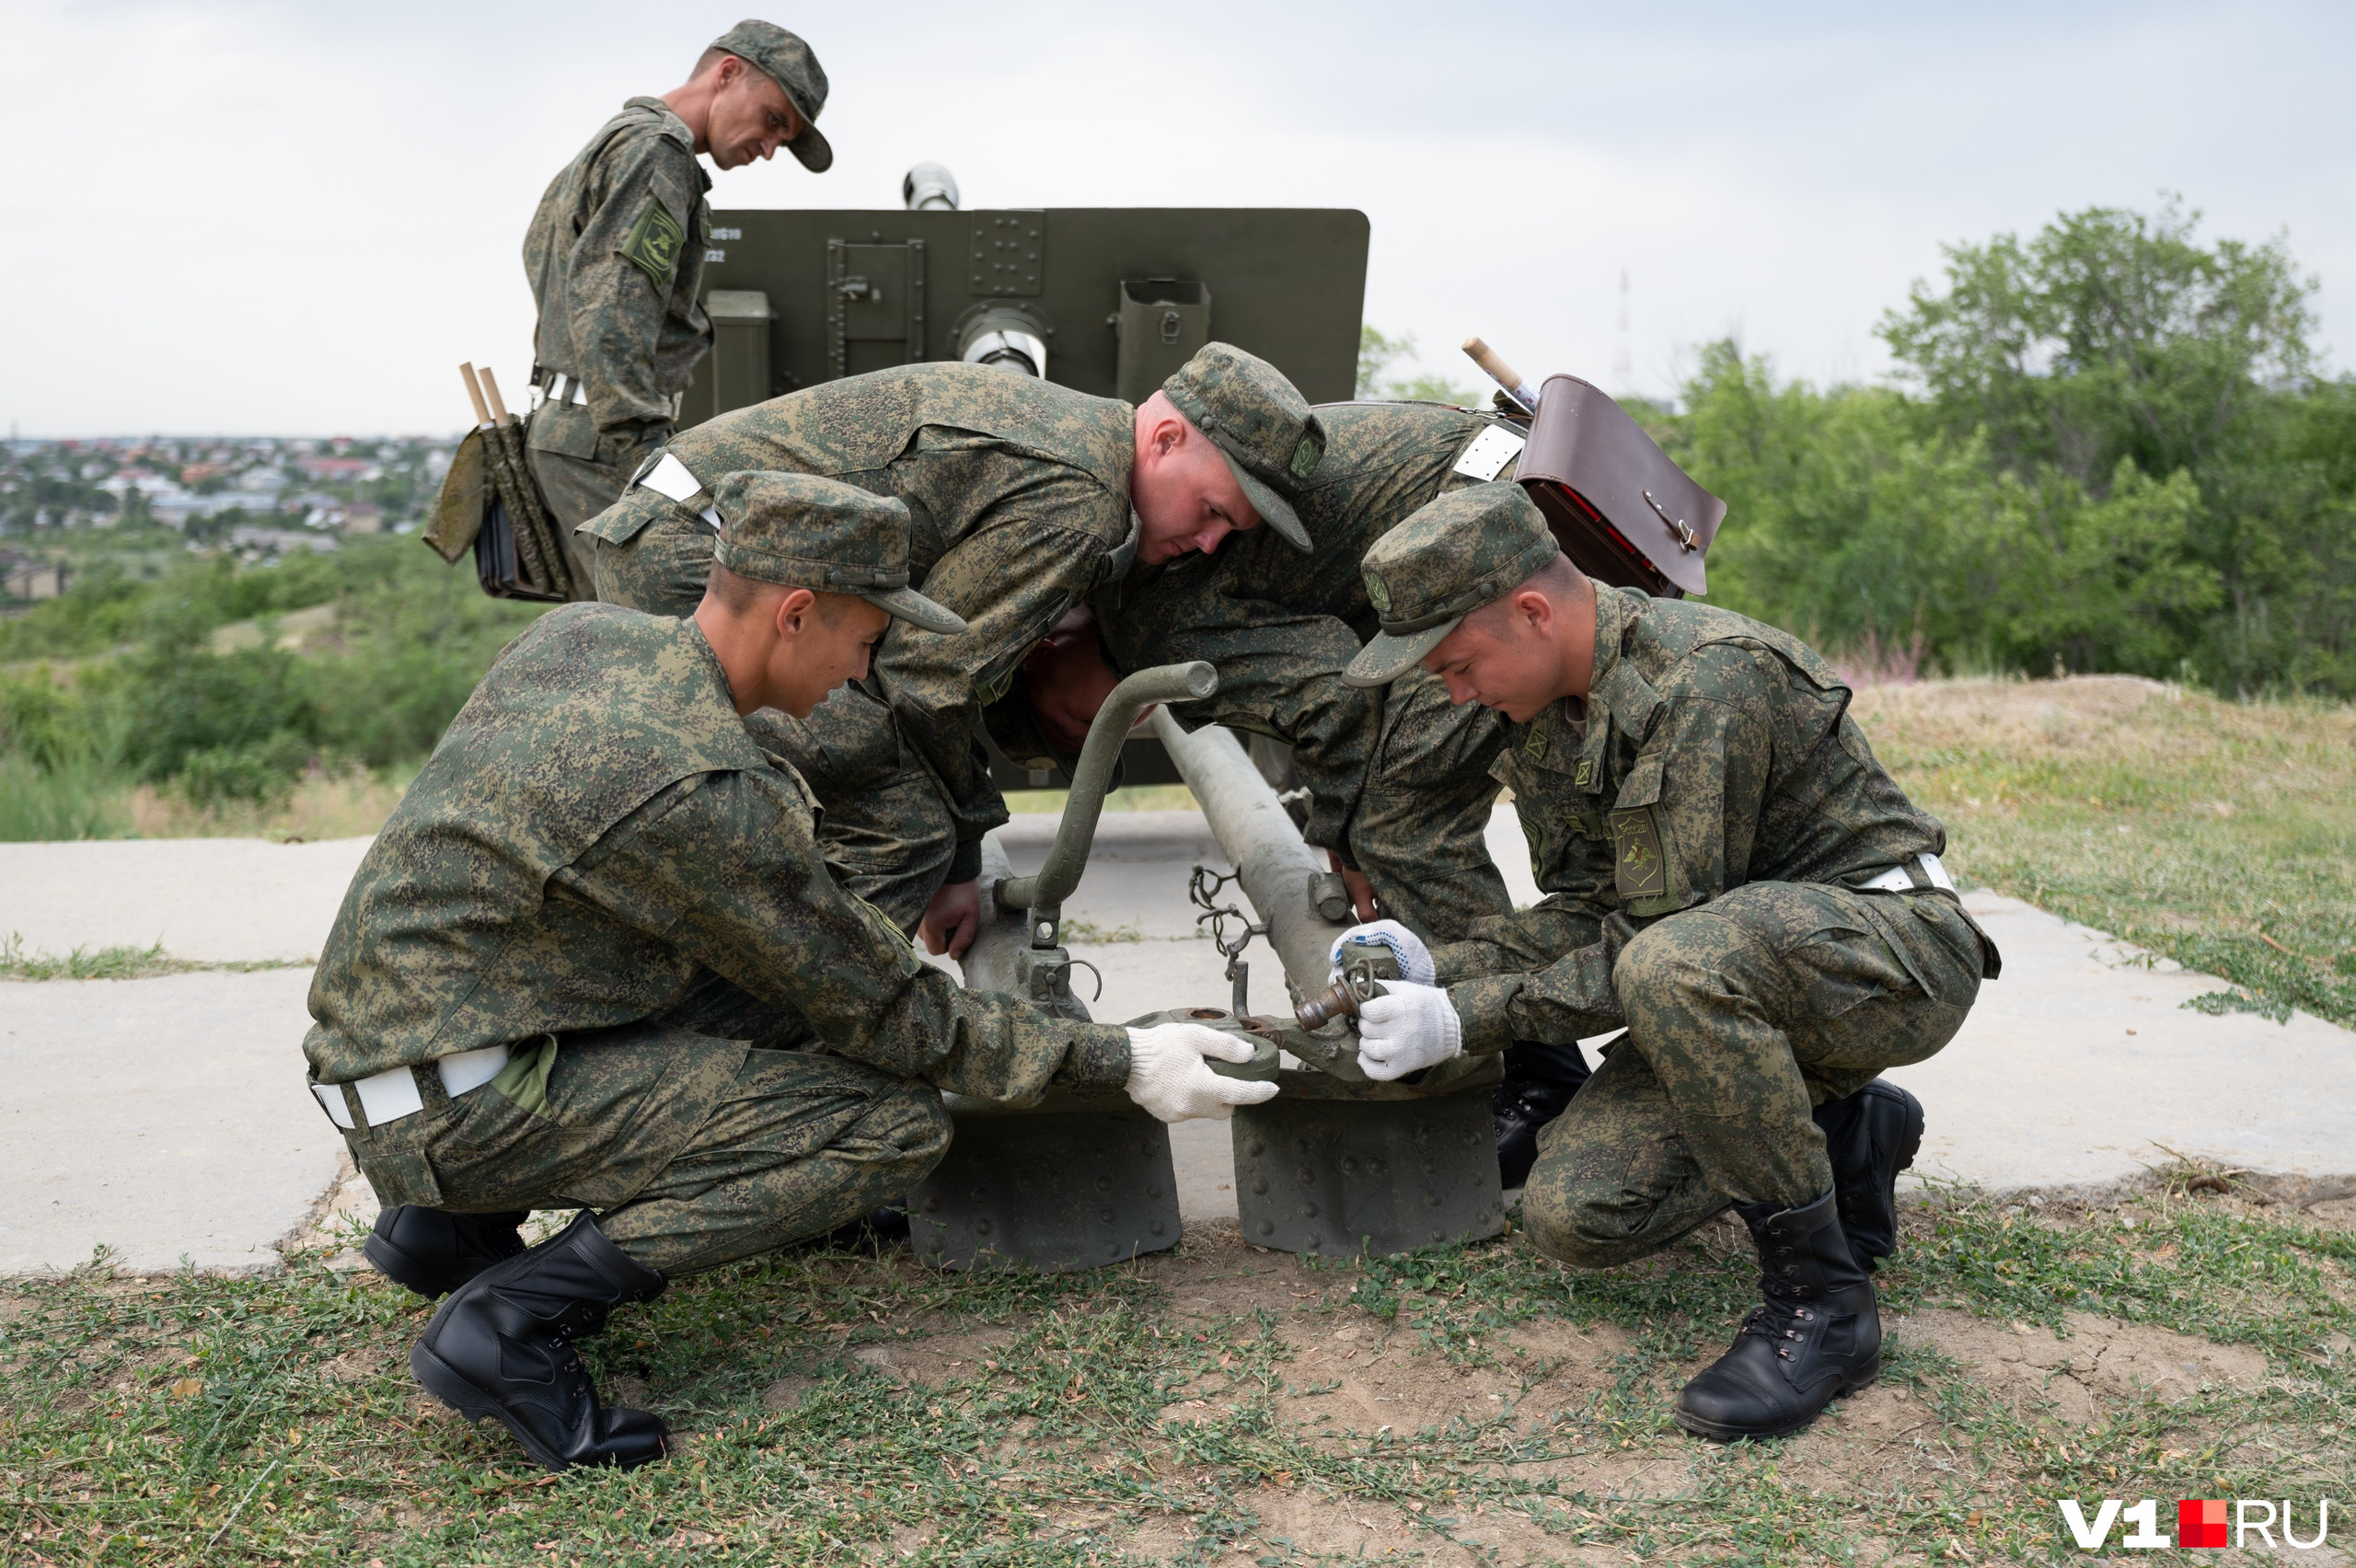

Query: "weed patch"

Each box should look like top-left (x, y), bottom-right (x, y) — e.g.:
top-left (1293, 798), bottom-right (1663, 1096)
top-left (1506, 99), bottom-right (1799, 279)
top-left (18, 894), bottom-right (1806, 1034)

top-left (5, 1190), bottom-right (2346, 1564)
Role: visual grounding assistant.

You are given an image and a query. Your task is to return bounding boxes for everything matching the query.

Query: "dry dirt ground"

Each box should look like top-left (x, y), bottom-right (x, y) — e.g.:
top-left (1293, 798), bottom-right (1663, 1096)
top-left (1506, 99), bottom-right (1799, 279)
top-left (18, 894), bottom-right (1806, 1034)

top-left (800, 1202), bottom-right (2347, 1567)
top-left (5, 1165), bottom-right (2351, 1566)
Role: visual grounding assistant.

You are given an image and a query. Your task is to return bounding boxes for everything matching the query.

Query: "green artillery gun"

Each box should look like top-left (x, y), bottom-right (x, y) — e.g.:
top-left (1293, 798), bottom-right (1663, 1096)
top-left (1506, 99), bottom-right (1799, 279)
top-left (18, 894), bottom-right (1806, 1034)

top-left (682, 164), bottom-right (1366, 419)
top-left (679, 169), bottom-right (1507, 1269)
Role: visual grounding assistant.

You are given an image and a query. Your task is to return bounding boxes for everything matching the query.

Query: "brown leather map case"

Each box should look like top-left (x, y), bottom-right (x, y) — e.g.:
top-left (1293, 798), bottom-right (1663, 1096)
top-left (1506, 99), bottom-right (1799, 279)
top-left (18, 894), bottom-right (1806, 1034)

top-left (1516, 374), bottom-right (1726, 598)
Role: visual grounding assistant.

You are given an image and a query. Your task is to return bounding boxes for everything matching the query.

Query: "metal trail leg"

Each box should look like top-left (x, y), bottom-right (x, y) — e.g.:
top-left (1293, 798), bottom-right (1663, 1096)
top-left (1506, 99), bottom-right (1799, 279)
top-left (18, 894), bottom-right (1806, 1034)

top-left (1230, 1083), bottom-right (1506, 1257)
top-left (907, 1099), bottom-right (1181, 1273)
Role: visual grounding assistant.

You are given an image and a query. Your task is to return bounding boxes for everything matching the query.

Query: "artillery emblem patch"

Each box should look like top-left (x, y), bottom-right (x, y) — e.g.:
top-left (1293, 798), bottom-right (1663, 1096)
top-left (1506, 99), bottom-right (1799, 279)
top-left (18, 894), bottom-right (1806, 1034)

top-left (620, 199), bottom-right (687, 288)
top-left (1609, 809), bottom-right (1669, 899)
top-left (1290, 435), bottom-right (1322, 480)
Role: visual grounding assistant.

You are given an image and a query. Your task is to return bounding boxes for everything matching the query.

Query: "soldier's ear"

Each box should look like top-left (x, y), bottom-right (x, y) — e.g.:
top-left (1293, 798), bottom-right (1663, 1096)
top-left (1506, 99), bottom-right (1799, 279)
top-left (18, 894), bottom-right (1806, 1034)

top-left (1510, 588), bottom-right (1555, 637)
top-left (773, 585), bottom-right (819, 639)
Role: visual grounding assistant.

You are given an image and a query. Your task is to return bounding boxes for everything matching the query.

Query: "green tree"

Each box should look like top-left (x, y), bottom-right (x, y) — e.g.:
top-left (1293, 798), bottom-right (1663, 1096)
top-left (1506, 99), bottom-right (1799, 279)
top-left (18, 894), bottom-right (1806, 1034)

top-left (1357, 325), bottom-right (1483, 406)
top-left (1877, 200), bottom-right (2345, 691)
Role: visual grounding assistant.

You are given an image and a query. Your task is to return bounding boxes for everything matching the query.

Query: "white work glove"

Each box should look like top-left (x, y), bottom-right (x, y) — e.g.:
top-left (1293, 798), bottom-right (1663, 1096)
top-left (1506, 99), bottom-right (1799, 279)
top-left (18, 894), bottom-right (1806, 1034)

top-left (1354, 981), bottom-right (1464, 1081)
top-left (1124, 1023), bottom-right (1281, 1123)
top-left (1328, 918), bottom-right (1436, 987)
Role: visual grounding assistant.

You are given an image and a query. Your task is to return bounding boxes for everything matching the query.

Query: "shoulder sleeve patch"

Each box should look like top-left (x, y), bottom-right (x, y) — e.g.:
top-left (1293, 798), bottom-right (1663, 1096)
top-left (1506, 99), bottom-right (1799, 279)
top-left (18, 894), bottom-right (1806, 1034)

top-left (618, 197), bottom-right (687, 290)
top-left (1608, 808), bottom-right (1669, 902)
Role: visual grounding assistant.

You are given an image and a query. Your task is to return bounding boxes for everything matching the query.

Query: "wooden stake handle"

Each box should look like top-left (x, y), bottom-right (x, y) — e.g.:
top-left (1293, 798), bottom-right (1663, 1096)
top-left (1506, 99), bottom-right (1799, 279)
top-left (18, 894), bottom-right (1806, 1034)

top-left (477, 366), bottom-right (514, 425)
top-left (1461, 337), bottom-right (1525, 398)
top-left (458, 363), bottom-right (492, 427)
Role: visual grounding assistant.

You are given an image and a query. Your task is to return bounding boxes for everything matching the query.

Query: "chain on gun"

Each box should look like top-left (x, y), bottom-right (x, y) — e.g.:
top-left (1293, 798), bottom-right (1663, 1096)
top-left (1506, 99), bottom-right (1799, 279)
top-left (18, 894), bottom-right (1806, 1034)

top-left (1187, 864), bottom-right (1266, 1017)
top-left (1295, 951), bottom-right (1389, 1029)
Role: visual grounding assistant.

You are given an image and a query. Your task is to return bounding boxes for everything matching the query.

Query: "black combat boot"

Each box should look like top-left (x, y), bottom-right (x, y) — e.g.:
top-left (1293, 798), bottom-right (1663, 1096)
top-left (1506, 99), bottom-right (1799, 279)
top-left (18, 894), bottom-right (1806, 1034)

top-left (364, 1206), bottom-right (530, 1299)
top-left (1672, 1188), bottom-right (1881, 1442)
top-left (1493, 1042), bottom-right (1592, 1189)
top-left (410, 1212), bottom-right (669, 1472)
top-left (1812, 1078), bottom-right (1924, 1273)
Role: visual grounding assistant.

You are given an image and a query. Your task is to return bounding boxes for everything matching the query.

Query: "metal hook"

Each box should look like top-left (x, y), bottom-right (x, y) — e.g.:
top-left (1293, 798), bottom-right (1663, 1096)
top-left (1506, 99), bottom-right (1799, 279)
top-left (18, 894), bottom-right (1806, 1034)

top-left (1644, 488), bottom-right (1698, 551)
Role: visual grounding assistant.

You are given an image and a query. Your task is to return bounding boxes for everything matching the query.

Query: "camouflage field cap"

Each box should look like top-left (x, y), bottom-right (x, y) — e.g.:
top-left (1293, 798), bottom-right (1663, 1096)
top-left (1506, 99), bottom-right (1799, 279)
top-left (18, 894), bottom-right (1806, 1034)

top-left (710, 20), bottom-right (834, 172)
top-left (1342, 483), bottom-right (1561, 687)
top-left (1160, 343), bottom-right (1322, 552)
top-left (710, 471), bottom-right (966, 634)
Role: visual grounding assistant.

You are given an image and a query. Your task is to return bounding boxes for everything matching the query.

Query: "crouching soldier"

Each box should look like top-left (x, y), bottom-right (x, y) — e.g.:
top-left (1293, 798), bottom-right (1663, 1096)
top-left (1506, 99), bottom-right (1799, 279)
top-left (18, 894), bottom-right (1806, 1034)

top-left (1328, 483), bottom-right (1999, 1442)
top-left (301, 472), bottom-right (1273, 1472)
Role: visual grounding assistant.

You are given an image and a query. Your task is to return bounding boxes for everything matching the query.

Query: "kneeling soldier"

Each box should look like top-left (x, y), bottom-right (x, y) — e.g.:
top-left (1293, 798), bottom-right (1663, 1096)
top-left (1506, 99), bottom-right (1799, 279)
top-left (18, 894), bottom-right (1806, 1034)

top-left (1330, 484), bottom-right (1998, 1442)
top-left (302, 472), bottom-right (1272, 1472)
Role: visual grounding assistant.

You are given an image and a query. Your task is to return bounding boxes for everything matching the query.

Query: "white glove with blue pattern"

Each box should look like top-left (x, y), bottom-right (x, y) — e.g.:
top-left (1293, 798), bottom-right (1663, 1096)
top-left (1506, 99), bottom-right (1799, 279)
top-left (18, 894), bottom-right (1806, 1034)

top-left (1327, 918), bottom-right (1436, 987)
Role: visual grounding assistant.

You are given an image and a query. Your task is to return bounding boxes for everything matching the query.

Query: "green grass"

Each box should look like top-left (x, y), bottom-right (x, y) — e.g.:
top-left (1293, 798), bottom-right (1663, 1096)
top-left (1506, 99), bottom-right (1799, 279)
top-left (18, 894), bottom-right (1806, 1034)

top-left (3, 1187), bottom-right (2347, 1565)
top-left (1859, 677), bottom-right (2356, 1028)
top-left (0, 934), bottom-right (309, 982)
top-left (0, 751), bottom-right (131, 842)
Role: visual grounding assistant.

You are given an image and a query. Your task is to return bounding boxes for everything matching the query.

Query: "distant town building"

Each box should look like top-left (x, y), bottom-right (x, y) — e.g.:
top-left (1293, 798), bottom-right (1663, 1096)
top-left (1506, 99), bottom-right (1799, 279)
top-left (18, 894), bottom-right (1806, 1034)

top-left (1, 551), bottom-right (67, 601)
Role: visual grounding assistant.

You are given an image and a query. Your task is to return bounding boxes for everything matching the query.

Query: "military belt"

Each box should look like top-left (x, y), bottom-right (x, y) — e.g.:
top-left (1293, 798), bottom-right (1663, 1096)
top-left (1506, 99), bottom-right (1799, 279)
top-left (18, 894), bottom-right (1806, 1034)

top-left (532, 367), bottom-right (590, 409)
top-left (1855, 852), bottom-right (1956, 894)
top-left (309, 1043), bottom-right (510, 1131)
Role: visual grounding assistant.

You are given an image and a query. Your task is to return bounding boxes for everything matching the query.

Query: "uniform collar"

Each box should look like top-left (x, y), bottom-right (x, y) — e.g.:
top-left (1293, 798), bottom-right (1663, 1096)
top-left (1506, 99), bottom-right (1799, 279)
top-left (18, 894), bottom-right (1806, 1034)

top-left (1560, 585), bottom-right (1662, 789)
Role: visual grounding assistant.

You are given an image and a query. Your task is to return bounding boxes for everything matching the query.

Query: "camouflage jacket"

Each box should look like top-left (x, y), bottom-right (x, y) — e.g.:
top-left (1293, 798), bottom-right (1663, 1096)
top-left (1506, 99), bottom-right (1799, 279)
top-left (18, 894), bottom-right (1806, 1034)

top-left (302, 604), bottom-right (1129, 1099)
top-left (588, 364), bottom-right (1138, 855)
top-left (1435, 584), bottom-right (1969, 1053)
top-left (1092, 401), bottom-right (1516, 850)
top-left (524, 97), bottom-right (713, 434)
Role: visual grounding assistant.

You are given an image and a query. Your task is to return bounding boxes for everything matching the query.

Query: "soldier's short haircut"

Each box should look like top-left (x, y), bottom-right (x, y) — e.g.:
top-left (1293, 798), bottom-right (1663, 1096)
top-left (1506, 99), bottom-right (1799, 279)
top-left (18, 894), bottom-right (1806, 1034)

top-left (1526, 551), bottom-right (1582, 596)
top-left (708, 563), bottom-right (854, 624)
top-left (1462, 550), bottom-right (1582, 636)
top-left (693, 46), bottom-right (737, 78)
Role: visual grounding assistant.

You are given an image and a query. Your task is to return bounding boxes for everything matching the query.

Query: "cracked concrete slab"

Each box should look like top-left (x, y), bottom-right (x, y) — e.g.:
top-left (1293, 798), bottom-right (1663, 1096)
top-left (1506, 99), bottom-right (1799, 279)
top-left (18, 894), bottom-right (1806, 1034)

top-left (1, 967), bottom-right (341, 1275)
top-left (1889, 888), bottom-right (2356, 1204)
top-left (0, 836), bottom-right (372, 963)
top-left (3, 800), bottom-right (2350, 1279)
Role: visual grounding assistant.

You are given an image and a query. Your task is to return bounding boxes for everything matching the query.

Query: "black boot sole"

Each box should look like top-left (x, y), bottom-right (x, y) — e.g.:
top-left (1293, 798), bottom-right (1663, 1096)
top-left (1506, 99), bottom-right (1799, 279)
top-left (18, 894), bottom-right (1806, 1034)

top-left (1670, 1353), bottom-right (1883, 1443)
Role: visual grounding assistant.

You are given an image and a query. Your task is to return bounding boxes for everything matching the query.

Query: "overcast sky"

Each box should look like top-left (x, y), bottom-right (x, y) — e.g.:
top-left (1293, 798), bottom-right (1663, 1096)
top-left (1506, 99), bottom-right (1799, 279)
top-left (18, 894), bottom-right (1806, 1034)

top-left (4, 0), bottom-right (2350, 437)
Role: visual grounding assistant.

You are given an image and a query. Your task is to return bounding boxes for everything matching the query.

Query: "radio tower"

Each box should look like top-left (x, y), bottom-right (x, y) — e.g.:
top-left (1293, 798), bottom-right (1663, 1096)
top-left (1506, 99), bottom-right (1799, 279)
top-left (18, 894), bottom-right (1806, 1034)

top-left (1612, 267), bottom-right (1633, 390)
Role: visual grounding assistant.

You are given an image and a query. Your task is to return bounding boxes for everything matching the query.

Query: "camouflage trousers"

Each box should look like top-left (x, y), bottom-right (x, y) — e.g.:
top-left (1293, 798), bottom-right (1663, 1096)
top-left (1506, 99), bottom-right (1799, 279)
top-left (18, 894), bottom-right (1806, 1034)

top-left (342, 1020), bottom-right (950, 1277)
top-left (525, 403), bottom-right (664, 599)
top-left (589, 505), bottom-right (955, 935)
top-left (1521, 882), bottom-right (1986, 1268)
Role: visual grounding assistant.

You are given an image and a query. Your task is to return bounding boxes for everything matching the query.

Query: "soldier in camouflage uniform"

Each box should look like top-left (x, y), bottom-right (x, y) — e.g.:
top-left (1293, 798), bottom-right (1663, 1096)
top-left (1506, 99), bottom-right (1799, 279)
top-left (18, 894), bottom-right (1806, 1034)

top-left (1332, 483), bottom-right (2000, 1443)
top-left (522, 20), bottom-right (833, 593)
top-left (582, 343), bottom-right (1325, 954)
top-left (1015, 400), bottom-right (1589, 1183)
top-left (306, 471), bottom-right (1271, 1473)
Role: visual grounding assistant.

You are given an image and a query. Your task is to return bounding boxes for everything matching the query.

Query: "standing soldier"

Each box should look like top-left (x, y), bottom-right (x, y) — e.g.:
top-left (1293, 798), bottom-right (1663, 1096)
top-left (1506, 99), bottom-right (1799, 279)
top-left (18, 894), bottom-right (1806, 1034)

top-left (1011, 398), bottom-right (1592, 1185)
top-left (582, 343), bottom-right (1326, 957)
top-left (522, 20), bottom-right (834, 591)
top-left (1330, 483), bottom-right (2000, 1442)
top-left (317, 473), bottom-right (1271, 1473)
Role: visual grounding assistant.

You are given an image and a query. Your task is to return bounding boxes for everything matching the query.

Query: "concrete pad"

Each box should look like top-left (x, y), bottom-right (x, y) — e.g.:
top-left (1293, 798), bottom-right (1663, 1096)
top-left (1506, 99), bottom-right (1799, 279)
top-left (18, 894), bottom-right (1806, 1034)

top-left (8, 802), bottom-right (2347, 1282)
top-left (1890, 889), bottom-right (2356, 1203)
top-left (0, 836), bottom-right (371, 962)
top-left (0, 969), bottom-right (340, 1275)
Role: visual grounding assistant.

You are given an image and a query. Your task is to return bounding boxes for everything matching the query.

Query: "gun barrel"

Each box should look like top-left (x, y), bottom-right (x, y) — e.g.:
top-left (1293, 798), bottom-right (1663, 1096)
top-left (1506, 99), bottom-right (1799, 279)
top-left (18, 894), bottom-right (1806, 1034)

top-left (996, 660), bottom-right (1217, 919)
top-left (1147, 709), bottom-right (1342, 1008)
